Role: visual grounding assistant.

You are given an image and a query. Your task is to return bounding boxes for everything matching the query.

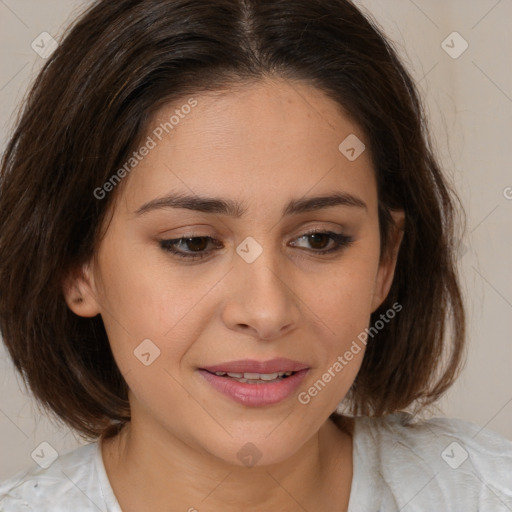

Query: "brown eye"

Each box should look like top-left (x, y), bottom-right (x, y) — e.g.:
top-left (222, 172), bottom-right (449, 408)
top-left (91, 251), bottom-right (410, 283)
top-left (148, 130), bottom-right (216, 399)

top-left (159, 236), bottom-right (220, 260)
top-left (307, 232), bottom-right (331, 250)
top-left (183, 237), bottom-right (209, 252)
top-left (290, 230), bottom-right (354, 255)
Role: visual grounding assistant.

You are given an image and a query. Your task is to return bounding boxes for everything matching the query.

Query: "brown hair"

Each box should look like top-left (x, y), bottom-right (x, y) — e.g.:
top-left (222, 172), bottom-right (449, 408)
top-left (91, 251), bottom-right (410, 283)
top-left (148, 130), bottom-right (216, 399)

top-left (0, 0), bottom-right (466, 439)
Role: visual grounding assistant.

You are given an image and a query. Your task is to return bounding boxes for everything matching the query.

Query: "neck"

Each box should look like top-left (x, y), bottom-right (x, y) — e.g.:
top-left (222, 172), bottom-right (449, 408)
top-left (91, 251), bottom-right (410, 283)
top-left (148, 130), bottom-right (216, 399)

top-left (101, 413), bottom-right (354, 512)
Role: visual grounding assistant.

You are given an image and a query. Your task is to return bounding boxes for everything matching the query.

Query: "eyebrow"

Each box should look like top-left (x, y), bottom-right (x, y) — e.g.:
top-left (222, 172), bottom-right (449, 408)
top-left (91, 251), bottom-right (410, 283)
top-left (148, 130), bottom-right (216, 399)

top-left (134, 191), bottom-right (367, 218)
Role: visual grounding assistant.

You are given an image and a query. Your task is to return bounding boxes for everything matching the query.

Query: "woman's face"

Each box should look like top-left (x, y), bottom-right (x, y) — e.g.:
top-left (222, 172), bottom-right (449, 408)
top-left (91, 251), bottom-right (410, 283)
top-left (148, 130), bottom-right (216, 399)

top-left (67, 78), bottom-right (402, 466)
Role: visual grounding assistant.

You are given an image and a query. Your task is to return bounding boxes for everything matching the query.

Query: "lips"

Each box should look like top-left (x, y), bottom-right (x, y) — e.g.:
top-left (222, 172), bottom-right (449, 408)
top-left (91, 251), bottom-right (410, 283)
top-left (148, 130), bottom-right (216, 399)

top-left (197, 358), bottom-right (310, 406)
top-left (200, 358), bottom-right (309, 374)
top-left (198, 367), bottom-right (309, 406)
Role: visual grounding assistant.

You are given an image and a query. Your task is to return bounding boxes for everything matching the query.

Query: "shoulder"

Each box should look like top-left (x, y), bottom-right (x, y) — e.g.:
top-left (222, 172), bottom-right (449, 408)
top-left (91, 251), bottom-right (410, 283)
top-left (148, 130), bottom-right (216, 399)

top-left (351, 412), bottom-right (512, 511)
top-left (0, 442), bottom-right (106, 511)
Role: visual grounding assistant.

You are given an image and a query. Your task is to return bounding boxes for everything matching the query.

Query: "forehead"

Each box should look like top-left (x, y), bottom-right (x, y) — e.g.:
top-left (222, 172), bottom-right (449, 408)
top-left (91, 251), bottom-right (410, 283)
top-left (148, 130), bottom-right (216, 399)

top-left (119, 78), bottom-right (376, 216)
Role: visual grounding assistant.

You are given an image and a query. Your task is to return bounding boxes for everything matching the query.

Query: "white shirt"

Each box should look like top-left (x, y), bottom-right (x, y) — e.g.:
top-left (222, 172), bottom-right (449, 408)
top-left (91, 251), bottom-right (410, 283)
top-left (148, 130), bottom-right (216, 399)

top-left (1, 412), bottom-right (511, 511)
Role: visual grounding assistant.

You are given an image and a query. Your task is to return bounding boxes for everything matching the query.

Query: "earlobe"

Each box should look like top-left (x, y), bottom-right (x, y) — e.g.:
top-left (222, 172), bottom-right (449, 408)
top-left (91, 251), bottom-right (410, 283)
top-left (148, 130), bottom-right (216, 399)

top-left (371, 210), bottom-right (405, 312)
top-left (62, 262), bottom-right (101, 318)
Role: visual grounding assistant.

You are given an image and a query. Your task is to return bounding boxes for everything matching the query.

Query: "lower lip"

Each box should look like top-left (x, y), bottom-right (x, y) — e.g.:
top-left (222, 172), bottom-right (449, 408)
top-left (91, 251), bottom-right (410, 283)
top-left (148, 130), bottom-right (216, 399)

top-left (197, 369), bottom-right (309, 406)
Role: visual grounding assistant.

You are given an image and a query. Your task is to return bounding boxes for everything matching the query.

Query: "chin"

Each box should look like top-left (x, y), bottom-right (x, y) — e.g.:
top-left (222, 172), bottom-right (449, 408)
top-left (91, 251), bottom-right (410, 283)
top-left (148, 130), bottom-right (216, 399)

top-left (200, 426), bottom-right (307, 468)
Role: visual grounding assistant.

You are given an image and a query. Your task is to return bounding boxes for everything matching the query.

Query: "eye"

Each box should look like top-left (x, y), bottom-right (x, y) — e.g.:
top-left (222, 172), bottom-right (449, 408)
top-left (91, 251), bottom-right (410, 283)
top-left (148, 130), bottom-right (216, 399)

top-left (159, 229), bottom-right (354, 261)
top-left (290, 229), bottom-right (354, 254)
top-left (159, 236), bottom-right (221, 261)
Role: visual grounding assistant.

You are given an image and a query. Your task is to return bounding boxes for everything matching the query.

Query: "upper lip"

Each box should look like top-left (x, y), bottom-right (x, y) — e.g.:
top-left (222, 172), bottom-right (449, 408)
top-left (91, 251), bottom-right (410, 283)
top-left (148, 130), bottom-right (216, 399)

top-left (200, 358), bottom-right (309, 374)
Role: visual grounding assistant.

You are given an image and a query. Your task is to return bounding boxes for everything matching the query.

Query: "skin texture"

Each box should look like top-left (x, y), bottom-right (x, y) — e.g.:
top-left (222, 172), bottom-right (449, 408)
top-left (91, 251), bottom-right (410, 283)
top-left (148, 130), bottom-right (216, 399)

top-left (64, 77), bottom-right (404, 511)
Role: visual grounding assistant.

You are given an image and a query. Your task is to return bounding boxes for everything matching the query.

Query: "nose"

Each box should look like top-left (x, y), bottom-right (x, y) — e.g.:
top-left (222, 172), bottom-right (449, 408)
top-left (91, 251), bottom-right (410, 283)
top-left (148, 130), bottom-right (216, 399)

top-left (221, 246), bottom-right (300, 341)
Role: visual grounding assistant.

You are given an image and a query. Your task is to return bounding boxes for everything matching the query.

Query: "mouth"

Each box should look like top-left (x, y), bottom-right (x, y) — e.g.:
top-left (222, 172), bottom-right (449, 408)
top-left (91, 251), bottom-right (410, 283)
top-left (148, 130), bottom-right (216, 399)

top-left (202, 369), bottom-right (297, 384)
top-left (197, 359), bottom-right (310, 406)
top-left (200, 357), bottom-right (309, 375)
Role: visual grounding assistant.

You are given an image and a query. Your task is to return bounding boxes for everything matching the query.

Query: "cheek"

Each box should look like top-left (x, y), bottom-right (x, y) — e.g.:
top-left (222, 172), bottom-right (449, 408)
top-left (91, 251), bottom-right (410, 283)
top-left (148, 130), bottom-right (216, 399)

top-left (296, 277), bottom-right (374, 412)
top-left (302, 246), bottom-right (379, 390)
top-left (313, 252), bottom-right (379, 333)
top-left (93, 234), bottom-right (211, 373)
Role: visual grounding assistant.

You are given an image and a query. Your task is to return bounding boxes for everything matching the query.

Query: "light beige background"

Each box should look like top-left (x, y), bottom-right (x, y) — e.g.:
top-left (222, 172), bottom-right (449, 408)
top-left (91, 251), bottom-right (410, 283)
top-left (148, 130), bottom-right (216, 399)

top-left (1, 0), bottom-right (511, 480)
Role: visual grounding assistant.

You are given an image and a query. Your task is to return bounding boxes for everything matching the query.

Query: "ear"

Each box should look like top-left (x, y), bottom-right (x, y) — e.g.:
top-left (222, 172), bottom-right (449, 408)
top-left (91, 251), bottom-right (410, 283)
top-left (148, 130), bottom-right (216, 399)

top-left (62, 261), bottom-right (101, 317)
top-left (371, 209), bottom-right (405, 312)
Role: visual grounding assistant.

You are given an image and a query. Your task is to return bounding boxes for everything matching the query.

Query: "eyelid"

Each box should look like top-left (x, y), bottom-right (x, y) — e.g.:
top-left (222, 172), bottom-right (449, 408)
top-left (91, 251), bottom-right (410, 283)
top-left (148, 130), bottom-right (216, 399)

top-left (158, 226), bottom-right (355, 262)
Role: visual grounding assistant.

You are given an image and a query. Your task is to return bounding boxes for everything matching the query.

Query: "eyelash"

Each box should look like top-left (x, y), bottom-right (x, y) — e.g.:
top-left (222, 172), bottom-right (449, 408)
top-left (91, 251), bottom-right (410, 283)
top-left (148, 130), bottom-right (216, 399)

top-left (158, 229), bottom-right (354, 261)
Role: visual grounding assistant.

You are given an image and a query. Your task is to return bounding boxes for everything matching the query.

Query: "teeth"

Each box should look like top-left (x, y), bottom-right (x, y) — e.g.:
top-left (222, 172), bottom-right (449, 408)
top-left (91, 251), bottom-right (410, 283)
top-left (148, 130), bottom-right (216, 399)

top-left (257, 373), bottom-right (279, 381)
top-left (243, 372), bottom-right (271, 380)
top-left (213, 371), bottom-right (293, 381)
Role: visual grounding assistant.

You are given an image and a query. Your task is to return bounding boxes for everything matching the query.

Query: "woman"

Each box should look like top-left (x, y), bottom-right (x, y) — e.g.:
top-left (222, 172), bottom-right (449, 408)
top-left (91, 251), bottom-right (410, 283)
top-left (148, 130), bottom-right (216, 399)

top-left (0, 0), bottom-right (511, 510)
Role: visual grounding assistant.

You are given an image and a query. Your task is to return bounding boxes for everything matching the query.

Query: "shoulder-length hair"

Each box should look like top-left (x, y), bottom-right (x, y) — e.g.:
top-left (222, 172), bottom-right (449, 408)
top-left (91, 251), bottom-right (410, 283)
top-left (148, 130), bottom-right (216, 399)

top-left (0, 0), bottom-right (465, 439)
